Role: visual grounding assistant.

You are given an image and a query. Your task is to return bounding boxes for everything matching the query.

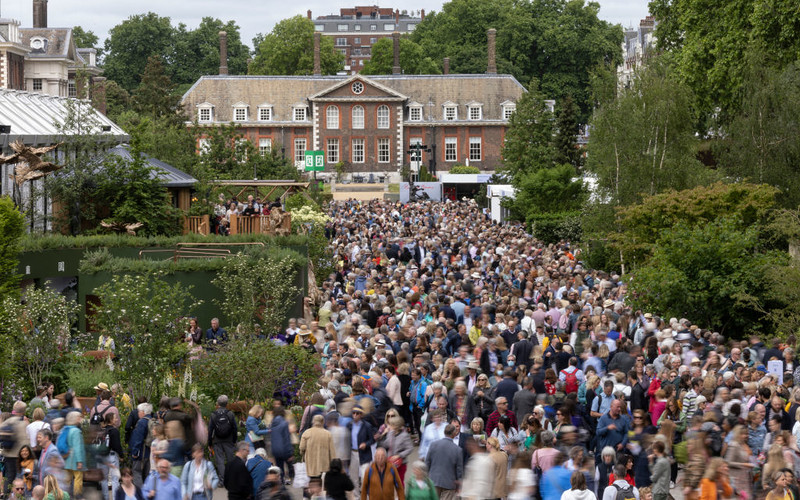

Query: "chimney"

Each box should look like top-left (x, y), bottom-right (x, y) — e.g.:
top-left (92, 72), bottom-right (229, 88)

top-left (443, 57), bottom-right (450, 75)
top-left (218, 31), bottom-right (228, 75)
top-left (421, 9), bottom-right (425, 20)
top-left (33, 0), bottom-right (47, 28)
top-left (307, 9), bottom-right (312, 19)
top-left (395, 9), bottom-right (400, 24)
top-left (92, 77), bottom-right (107, 116)
top-left (392, 31), bottom-right (401, 75)
top-left (486, 28), bottom-right (497, 74)
top-left (313, 32), bottom-right (322, 76)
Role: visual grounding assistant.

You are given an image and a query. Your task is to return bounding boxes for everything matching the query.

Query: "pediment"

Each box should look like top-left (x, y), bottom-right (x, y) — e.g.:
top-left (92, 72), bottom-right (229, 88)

top-left (309, 75), bottom-right (407, 101)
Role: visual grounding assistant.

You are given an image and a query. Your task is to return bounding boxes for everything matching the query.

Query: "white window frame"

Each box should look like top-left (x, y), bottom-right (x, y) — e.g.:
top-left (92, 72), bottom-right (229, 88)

top-left (258, 107), bottom-right (272, 121)
top-left (352, 138), bottom-right (364, 163)
top-left (354, 24), bottom-right (362, 31)
top-left (259, 138), bottom-right (272, 156)
top-left (503, 104), bottom-right (516, 120)
top-left (354, 37), bottom-right (361, 44)
top-left (336, 37), bottom-right (347, 46)
top-left (294, 138), bottom-right (307, 166)
top-left (233, 106), bottom-right (248, 122)
top-left (370, 37), bottom-right (377, 44)
top-left (377, 105), bottom-right (390, 129)
top-left (444, 105), bottom-right (457, 121)
top-left (445, 137), bottom-right (457, 162)
top-left (327, 138), bottom-right (339, 164)
top-left (338, 24), bottom-right (349, 31)
top-left (327, 105), bottom-right (339, 129)
top-left (315, 25), bottom-right (324, 31)
top-left (68, 80), bottom-right (76, 97)
top-left (469, 137), bottom-right (482, 162)
top-left (468, 106), bottom-right (482, 121)
top-left (370, 24), bottom-right (377, 31)
top-left (384, 23), bottom-right (395, 30)
top-left (293, 106), bottom-right (307, 122)
top-left (409, 106), bottom-right (422, 122)
top-left (352, 105), bottom-right (365, 129)
top-left (32, 78), bottom-right (42, 91)
top-left (408, 23), bottom-right (417, 31)
top-left (198, 138), bottom-right (210, 155)
top-left (198, 106), bottom-right (213, 123)
top-left (235, 139), bottom-right (248, 162)
top-left (378, 138), bottom-right (390, 163)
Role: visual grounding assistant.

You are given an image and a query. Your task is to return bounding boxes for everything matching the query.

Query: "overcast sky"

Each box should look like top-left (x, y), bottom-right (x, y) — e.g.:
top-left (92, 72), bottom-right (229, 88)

top-left (1, 0), bottom-right (651, 49)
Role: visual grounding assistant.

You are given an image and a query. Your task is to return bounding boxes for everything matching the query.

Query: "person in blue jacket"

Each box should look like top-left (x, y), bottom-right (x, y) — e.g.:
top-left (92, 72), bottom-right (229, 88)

top-left (244, 405), bottom-right (270, 455)
top-left (270, 407), bottom-right (294, 484)
top-left (246, 449), bottom-right (272, 496)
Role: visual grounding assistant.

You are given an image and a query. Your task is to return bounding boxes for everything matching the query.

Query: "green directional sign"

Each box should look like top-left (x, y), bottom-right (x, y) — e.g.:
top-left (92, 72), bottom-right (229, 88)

top-left (304, 150), bottom-right (325, 171)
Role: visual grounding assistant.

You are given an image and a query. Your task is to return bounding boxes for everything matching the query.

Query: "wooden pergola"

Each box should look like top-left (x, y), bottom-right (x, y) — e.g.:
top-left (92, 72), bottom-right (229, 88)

top-left (210, 180), bottom-right (313, 203)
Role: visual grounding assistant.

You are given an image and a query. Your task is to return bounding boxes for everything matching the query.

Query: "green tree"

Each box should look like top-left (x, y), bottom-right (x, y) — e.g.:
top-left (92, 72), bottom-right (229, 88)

top-left (649, 0), bottom-right (800, 128)
top-left (250, 16), bottom-right (343, 75)
top-left (72, 26), bottom-right (102, 57)
top-left (628, 217), bottom-right (783, 337)
top-left (132, 55), bottom-right (183, 123)
top-left (610, 182), bottom-right (778, 268)
top-left (715, 59), bottom-right (800, 209)
top-left (194, 338), bottom-right (319, 403)
top-left (103, 12), bottom-right (176, 92)
top-left (116, 111), bottom-right (196, 175)
top-left (412, 0), bottom-right (622, 122)
top-left (0, 197), bottom-right (25, 300)
top-left (362, 37), bottom-right (440, 75)
top-left (92, 273), bottom-right (193, 401)
top-left (96, 144), bottom-right (184, 236)
top-left (0, 285), bottom-right (79, 393)
top-left (213, 253), bottom-right (301, 336)
top-left (104, 80), bottom-right (131, 122)
top-left (500, 81), bottom-right (555, 182)
top-left (195, 124), bottom-right (298, 180)
top-left (171, 18), bottom-right (250, 87)
top-left (586, 59), bottom-right (710, 207)
top-left (554, 95), bottom-right (582, 169)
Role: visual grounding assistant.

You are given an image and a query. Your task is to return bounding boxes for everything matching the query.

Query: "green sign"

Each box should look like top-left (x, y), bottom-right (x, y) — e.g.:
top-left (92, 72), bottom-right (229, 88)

top-left (304, 150), bottom-right (325, 171)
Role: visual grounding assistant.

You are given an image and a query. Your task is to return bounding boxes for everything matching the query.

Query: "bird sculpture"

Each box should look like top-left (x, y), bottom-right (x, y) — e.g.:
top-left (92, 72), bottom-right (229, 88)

top-left (100, 220), bottom-right (144, 236)
top-left (0, 140), bottom-right (64, 185)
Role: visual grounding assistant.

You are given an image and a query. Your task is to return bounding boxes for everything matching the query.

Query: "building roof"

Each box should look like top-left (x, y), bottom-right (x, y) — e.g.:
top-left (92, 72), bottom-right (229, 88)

top-left (19, 27), bottom-right (75, 59)
top-left (182, 74), bottom-right (526, 123)
top-left (104, 146), bottom-right (198, 188)
top-left (0, 89), bottom-right (128, 147)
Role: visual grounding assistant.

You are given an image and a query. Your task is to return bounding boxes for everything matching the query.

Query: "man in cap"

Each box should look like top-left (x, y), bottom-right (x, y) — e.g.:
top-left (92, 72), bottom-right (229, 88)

top-left (347, 405), bottom-right (375, 497)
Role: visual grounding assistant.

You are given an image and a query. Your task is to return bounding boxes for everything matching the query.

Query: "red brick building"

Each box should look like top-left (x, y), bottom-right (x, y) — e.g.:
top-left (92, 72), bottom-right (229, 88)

top-left (309, 5), bottom-right (424, 73)
top-left (181, 31), bottom-right (525, 177)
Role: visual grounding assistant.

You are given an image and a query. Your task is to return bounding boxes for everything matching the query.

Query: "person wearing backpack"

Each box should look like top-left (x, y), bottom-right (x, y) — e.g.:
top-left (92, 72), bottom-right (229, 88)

top-left (90, 390), bottom-right (120, 428)
top-left (559, 358), bottom-right (585, 395)
top-left (99, 412), bottom-right (124, 500)
top-left (1, 401), bottom-right (29, 494)
top-left (601, 464), bottom-right (639, 500)
top-left (208, 396), bottom-right (237, 481)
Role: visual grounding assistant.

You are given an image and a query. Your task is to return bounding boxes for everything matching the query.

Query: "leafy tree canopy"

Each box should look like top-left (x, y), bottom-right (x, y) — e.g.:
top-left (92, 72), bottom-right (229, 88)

top-left (586, 58), bottom-right (712, 207)
top-left (500, 80), bottom-right (556, 182)
top-left (412, 0), bottom-right (622, 121)
top-left (250, 16), bottom-right (343, 75)
top-left (649, 0), bottom-right (800, 128)
top-left (72, 26), bottom-right (102, 58)
top-left (103, 13), bottom-right (250, 92)
top-left (362, 37), bottom-right (440, 75)
top-left (714, 56), bottom-right (800, 209)
top-left (0, 197), bottom-right (25, 300)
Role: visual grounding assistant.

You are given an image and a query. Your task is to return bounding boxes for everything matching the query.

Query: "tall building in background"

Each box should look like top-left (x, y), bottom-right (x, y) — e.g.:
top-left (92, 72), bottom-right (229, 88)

top-left (309, 6), bottom-right (424, 74)
top-left (617, 16), bottom-right (657, 89)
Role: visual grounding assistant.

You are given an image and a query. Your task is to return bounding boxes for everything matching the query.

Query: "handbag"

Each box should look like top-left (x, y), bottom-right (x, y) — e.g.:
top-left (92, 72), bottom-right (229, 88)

top-left (292, 462), bottom-right (310, 489)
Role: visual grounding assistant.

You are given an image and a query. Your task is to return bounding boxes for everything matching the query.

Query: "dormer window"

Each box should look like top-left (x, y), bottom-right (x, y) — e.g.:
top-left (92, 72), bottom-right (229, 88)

top-left (258, 105), bottom-right (273, 121)
top-left (467, 103), bottom-right (483, 121)
top-left (293, 105), bottom-right (308, 122)
top-left (197, 103), bottom-right (214, 123)
top-left (502, 103), bottom-right (516, 120)
top-left (232, 103), bottom-right (248, 122)
top-left (408, 105), bottom-right (422, 122)
top-left (443, 102), bottom-right (457, 121)
top-left (30, 36), bottom-right (47, 52)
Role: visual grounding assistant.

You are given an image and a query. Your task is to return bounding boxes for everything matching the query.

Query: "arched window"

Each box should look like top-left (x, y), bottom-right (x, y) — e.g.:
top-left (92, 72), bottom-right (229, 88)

top-left (377, 105), bottom-right (390, 129)
top-left (352, 105), bottom-right (365, 129)
top-left (326, 105), bottom-right (339, 129)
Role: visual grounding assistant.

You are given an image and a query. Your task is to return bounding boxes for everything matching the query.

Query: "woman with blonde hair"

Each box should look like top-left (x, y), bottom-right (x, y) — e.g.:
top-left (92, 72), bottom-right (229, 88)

top-left (43, 474), bottom-right (68, 500)
top-left (763, 443), bottom-right (788, 489)
top-left (377, 415), bottom-right (413, 481)
top-left (245, 404), bottom-right (269, 454)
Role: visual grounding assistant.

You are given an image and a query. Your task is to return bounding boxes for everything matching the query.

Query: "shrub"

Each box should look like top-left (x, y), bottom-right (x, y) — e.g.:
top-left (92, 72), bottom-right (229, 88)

top-left (449, 165), bottom-right (480, 174)
top-left (528, 211), bottom-right (582, 244)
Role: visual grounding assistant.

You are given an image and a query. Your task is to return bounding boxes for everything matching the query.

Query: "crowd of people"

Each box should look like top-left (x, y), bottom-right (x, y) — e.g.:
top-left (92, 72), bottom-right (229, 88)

top-left (3, 198), bottom-right (800, 500)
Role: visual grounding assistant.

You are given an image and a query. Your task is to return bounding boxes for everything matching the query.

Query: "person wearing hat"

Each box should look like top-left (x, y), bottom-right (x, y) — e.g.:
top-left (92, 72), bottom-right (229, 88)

top-left (293, 324), bottom-right (317, 347)
top-left (90, 388), bottom-right (120, 428)
top-left (346, 405), bottom-right (375, 497)
top-left (94, 382), bottom-right (115, 407)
